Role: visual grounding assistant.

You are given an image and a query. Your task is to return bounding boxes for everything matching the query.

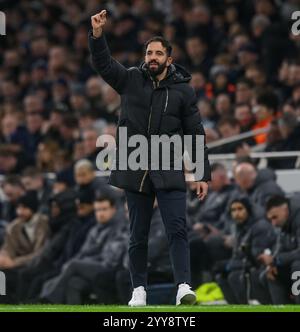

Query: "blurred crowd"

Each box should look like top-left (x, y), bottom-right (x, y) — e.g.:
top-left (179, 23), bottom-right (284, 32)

top-left (1, 0), bottom-right (300, 305)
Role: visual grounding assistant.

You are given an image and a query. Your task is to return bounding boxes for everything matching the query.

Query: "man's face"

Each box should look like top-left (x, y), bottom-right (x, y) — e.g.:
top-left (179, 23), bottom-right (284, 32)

top-left (230, 202), bottom-right (248, 224)
top-left (218, 123), bottom-right (240, 138)
top-left (144, 41), bottom-right (172, 77)
top-left (235, 105), bottom-right (253, 127)
top-left (3, 184), bottom-right (24, 203)
top-left (210, 170), bottom-right (226, 192)
top-left (77, 202), bottom-right (94, 217)
top-left (253, 104), bottom-right (271, 122)
top-left (94, 201), bottom-right (116, 224)
top-left (75, 167), bottom-right (95, 186)
top-left (83, 130), bottom-right (98, 155)
top-left (267, 204), bottom-right (289, 228)
top-left (16, 204), bottom-right (33, 221)
top-left (186, 38), bottom-right (205, 59)
top-left (22, 176), bottom-right (43, 191)
top-left (235, 83), bottom-right (252, 103)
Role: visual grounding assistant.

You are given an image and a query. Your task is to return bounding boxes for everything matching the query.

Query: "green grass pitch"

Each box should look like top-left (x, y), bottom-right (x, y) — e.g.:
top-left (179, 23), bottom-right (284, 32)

top-left (0, 305), bottom-right (300, 312)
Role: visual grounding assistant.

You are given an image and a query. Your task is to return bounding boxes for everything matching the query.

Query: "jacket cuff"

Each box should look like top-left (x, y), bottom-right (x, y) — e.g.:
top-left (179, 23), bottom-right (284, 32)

top-left (88, 30), bottom-right (108, 54)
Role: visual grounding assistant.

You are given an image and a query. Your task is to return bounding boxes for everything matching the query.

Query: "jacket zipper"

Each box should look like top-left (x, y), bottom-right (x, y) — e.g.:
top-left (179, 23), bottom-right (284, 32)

top-left (139, 79), bottom-right (160, 192)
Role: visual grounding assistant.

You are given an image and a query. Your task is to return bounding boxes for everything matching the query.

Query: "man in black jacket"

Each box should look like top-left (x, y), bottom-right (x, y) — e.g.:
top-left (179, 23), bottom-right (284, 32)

top-left (40, 194), bottom-right (126, 304)
top-left (89, 10), bottom-right (211, 306)
top-left (215, 197), bottom-right (276, 304)
top-left (259, 194), bottom-right (300, 304)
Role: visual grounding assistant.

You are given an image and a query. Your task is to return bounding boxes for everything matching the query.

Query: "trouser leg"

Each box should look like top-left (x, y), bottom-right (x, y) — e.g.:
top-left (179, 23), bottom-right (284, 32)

top-left (156, 190), bottom-right (190, 286)
top-left (125, 190), bottom-right (155, 288)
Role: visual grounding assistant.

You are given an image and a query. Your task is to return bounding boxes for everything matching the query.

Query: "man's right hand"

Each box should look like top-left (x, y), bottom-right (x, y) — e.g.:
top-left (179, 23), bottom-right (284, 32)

top-left (91, 10), bottom-right (107, 38)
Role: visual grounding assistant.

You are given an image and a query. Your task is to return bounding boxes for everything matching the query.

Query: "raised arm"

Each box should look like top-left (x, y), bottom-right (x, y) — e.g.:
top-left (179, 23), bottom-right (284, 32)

top-left (89, 10), bottom-right (129, 94)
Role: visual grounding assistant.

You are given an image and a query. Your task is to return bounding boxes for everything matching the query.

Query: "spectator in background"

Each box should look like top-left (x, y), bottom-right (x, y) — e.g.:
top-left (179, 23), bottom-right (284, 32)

top-left (252, 90), bottom-right (279, 144)
top-left (234, 162), bottom-right (284, 217)
top-left (40, 194), bottom-right (126, 304)
top-left (235, 78), bottom-right (254, 104)
top-left (215, 93), bottom-right (232, 120)
top-left (0, 191), bottom-right (48, 270)
top-left (74, 159), bottom-right (108, 196)
top-left (18, 190), bottom-right (78, 302)
top-left (100, 84), bottom-right (121, 123)
top-left (215, 197), bottom-right (276, 304)
top-left (188, 163), bottom-right (238, 288)
top-left (258, 195), bottom-right (300, 304)
top-left (81, 127), bottom-right (103, 166)
top-left (58, 114), bottom-right (79, 153)
top-left (196, 98), bottom-right (217, 128)
top-left (1, 175), bottom-right (25, 222)
top-left (0, 146), bottom-right (27, 175)
top-left (190, 71), bottom-right (207, 100)
top-left (0, 112), bottom-right (29, 152)
top-left (234, 103), bottom-right (256, 132)
top-left (212, 117), bottom-right (255, 154)
top-left (266, 112), bottom-right (300, 169)
top-left (245, 64), bottom-right (268, 90)
top-left (185, 35), bottom-right (212, 77)
top-left (21, 167), bottom-right (53, 215)
top-left (36, 140), bottom-right (60, 173)
top-left (24, 109), bottom-right (45, 162)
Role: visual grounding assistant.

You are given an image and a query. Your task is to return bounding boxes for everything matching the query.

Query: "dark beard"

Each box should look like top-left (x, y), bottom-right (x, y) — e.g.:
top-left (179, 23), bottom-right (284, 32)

top-left (145, 60), bottom-right (168, 78)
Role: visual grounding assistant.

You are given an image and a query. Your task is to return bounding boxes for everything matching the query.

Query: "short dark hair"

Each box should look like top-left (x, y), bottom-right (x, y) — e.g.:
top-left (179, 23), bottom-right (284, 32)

top-left (230, 196), bottom-right (253, 216)
top-left (256, 90), bottom-right (279, 111)
top-left (236, 78), bottom-right (254, 89)
top-left (144, 36), bottom-right (172, 56)
top-left (235, 102), bottom-right (251, 110)
top-left (266, 195), bottom-right (289, 211)
top-left (95, 193), bottom-right (116, 207)
top-left (211, 163), bottom-right (226, 173)
top-left (2, 175), bottom-right (24, 189)
top-left (22, 167), bottom-right (43, 178)
top-left (217, 116), bottom-right (240, 129)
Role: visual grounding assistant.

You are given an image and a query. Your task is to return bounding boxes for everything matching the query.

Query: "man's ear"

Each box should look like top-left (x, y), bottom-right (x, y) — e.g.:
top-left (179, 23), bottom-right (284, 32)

top-left (167, 56), bottom-right (173, 66)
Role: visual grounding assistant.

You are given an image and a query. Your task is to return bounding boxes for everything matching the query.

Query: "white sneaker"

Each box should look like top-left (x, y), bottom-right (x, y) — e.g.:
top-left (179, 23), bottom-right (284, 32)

top-left (176, 283), bottom-right (196, 305)
top-left (128, 286), bottom-right (147, 307)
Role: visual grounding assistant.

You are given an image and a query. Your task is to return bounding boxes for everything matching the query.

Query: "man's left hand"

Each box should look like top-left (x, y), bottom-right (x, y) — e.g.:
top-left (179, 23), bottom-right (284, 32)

top-left (196, 181), bottom-right (208, 201)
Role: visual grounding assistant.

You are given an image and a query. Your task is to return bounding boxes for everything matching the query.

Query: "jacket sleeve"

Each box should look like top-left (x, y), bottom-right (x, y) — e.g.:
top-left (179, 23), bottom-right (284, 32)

top-left (88, 30), bottom-right (129, 94)
top-left (251, 220), bottom-right (276, 260)
top-left (13, 215), bottom-right (49, 267)
top-left (276, 214), bottom-right (300, 266)
top-left (182, 87), bottom-right (211, 182)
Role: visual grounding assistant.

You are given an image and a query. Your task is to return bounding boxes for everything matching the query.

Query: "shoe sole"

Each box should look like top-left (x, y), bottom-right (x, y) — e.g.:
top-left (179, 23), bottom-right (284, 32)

top-left (179, 293), bottom-right (196, 305)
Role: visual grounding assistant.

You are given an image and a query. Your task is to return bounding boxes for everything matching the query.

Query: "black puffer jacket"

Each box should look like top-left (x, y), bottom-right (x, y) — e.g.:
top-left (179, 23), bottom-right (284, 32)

top-left (88, 32), bottom-right (211, 193)
top-left (273, 193), bottom-right (300, 266)
top-left (248, 168), bottom-right (284, 217)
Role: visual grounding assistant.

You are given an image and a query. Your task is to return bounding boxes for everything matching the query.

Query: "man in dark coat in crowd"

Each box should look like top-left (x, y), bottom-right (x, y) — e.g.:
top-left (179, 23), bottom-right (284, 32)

top-left (17, 189), bottom-right (78, 301)
top-left (89, 9), bottom-right (210, 306)
top-left (0, 175), bottom-right (25, 223)
top-left (188, 163), bottom-right (238, 288)
top-left (40, 194), bottom-right (127, 304)
top-left (234, 162), bottom-right (284, 217)
top-left (215, 197), bottom-right (276, 304)
top-left (258, 194), bottom-right (300, 304)
top-left (0, 191), bottom-right (49, 303)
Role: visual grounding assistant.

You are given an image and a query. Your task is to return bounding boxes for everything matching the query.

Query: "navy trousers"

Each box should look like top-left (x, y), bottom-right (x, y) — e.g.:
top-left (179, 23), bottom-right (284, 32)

top-left (125, 188), bottom-right (190, 288)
